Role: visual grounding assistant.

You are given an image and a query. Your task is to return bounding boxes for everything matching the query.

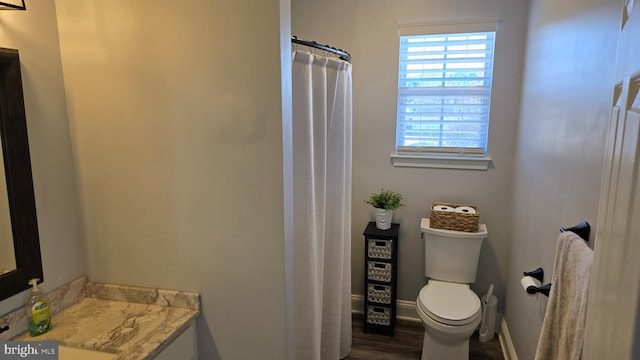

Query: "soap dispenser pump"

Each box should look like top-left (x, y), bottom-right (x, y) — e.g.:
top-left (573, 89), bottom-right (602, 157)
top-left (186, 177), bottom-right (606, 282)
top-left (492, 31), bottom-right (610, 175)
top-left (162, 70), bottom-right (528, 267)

top-left (25, 278), bottom-right (51, 336)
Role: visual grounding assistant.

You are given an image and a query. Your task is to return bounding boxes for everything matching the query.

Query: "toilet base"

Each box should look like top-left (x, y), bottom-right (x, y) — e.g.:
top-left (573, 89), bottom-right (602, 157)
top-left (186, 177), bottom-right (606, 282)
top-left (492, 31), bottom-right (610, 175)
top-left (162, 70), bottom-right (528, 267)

top-left (421, 330), bottom-right (469, 360)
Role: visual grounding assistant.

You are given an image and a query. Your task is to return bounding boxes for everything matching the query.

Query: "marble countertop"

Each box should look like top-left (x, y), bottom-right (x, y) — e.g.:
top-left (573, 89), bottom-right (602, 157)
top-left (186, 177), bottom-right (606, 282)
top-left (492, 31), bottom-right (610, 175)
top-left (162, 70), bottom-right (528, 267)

top-left (8, 277), bottom-right (200, 360)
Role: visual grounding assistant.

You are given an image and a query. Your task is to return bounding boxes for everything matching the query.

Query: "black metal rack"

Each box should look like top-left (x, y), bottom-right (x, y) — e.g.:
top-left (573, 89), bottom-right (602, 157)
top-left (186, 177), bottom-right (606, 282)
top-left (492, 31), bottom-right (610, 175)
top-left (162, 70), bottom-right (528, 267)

top-left (363, 222), bottom-right (399, 336)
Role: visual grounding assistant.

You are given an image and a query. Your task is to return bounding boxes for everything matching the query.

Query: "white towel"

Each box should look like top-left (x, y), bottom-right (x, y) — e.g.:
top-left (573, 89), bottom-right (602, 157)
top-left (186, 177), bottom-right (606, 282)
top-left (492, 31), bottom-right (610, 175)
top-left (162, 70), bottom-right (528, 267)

top-left (535, 231), bottom-right (593, 360)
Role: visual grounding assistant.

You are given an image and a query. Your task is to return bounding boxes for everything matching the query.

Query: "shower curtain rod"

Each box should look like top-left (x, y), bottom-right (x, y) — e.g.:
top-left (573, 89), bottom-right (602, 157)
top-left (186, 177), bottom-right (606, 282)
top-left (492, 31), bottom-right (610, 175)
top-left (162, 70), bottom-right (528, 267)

top-left (292, 36), bottom-right (351, 63)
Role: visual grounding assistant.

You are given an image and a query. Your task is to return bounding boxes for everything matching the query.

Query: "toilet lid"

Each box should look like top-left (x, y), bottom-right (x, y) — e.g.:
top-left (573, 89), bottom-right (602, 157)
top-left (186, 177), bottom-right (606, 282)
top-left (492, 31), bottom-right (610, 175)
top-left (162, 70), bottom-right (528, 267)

top-left (418, 281), bottom-right (481, 325)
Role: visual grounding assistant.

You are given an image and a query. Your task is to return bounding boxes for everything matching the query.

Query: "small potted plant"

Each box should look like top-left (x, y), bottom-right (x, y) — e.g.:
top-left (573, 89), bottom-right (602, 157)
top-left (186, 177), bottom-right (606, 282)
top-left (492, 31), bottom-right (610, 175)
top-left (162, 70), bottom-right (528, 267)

top-left (365, 189), bottom-right (404, 229)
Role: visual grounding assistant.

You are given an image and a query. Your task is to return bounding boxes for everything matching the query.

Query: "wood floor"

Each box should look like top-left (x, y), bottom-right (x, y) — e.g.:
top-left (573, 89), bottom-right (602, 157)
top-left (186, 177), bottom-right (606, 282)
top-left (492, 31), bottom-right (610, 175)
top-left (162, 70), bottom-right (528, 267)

top-left (347, 315), bottom-right (504, 360)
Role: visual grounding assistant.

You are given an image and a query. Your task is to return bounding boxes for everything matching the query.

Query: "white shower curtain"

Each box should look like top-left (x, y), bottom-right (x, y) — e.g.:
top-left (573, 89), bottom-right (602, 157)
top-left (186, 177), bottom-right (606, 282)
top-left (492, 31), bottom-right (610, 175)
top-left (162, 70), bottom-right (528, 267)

top-left (291, 50), bottom-right (352, 359)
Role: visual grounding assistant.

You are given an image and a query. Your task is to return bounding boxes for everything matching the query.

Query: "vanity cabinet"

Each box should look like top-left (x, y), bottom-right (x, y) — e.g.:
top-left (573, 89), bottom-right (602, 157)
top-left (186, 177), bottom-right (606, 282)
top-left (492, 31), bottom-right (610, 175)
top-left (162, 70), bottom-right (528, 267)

top-left (362, 222), bottom-right (399, 336)
top-left (153, 320), bottom-right (197, 360)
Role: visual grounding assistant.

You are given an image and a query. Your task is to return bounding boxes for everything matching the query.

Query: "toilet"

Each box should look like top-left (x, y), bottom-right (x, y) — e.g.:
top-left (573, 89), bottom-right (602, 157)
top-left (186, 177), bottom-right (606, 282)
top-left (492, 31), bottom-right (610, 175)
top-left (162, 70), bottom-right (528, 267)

top-left (416, 218), bottom-right (488, 360)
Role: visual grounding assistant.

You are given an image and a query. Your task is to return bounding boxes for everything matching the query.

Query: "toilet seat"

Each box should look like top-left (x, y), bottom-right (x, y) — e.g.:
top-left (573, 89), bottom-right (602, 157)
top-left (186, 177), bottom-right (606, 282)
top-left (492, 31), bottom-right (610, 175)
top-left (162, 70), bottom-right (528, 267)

top-left (417, 280), bottom-right (481, 326)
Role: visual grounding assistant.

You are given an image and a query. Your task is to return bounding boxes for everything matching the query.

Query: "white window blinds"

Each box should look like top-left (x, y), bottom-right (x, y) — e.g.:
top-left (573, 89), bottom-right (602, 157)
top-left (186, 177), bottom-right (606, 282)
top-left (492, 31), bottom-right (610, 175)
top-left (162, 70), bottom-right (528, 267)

top-left (396, 26), bottom-right (496, 156)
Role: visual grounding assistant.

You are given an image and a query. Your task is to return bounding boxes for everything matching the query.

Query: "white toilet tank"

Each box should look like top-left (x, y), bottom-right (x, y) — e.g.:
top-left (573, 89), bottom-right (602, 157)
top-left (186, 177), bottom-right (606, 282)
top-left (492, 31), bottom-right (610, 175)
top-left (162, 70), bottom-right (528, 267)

top-left (421, 218), bottom-right (488, 284)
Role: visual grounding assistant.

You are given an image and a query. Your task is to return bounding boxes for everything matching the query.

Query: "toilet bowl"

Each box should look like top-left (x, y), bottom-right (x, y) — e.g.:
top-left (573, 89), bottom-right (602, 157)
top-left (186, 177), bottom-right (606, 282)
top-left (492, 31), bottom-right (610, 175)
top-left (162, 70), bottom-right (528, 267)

top-left (416, 280), bottom-right (482, 359)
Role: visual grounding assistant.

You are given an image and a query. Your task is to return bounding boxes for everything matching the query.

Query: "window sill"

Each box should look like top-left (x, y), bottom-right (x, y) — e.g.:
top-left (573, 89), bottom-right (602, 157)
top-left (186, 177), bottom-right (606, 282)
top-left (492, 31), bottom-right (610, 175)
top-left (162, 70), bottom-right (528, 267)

top-left (390, 154), bottom-right (492, 170)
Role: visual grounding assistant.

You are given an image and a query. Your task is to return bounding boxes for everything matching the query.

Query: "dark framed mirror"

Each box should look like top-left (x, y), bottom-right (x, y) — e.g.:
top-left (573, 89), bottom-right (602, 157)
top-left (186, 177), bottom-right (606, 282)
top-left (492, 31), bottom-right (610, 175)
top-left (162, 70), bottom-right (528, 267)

top-left (0, 48), bottom-right (43, 301)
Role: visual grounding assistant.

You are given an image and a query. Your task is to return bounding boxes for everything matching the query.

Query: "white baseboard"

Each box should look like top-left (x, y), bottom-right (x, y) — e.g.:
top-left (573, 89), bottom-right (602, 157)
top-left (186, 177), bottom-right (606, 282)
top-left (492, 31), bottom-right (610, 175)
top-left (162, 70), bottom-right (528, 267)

top-left (498, 318), bottom-right (518, 360)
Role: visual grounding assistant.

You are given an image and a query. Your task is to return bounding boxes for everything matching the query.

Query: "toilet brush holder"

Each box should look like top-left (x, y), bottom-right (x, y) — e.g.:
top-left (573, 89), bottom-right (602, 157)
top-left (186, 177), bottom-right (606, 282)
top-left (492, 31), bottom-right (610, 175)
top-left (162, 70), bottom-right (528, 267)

top-left (479, 294), bottom-right (497, 343)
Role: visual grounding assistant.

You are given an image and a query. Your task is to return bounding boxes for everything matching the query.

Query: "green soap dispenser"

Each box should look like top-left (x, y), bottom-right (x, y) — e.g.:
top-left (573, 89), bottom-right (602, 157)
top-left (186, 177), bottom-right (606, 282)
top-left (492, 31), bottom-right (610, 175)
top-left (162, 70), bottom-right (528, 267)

top-left (25, 278), bottom-right (51, 336)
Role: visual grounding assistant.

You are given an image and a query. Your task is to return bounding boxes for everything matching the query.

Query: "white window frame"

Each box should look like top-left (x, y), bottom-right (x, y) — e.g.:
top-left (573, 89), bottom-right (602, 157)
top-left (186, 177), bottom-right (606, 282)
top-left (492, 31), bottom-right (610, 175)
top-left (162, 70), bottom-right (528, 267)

top-left (391, 19), bottom-right (499, 170)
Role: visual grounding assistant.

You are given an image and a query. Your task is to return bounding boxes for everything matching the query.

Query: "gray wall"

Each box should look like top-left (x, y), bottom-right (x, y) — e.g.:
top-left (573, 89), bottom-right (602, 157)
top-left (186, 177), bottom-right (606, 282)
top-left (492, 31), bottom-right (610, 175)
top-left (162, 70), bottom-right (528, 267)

top-left (293, 0), bottom-right (528, 311)
top-left (0, 2), bottom-right (290, 359)
top-left (53, 0), bottom-right (289, 359)
top-left (0, 0), bottom-right (86, 316)
top-left (505, 0), bottom-right (620, 358)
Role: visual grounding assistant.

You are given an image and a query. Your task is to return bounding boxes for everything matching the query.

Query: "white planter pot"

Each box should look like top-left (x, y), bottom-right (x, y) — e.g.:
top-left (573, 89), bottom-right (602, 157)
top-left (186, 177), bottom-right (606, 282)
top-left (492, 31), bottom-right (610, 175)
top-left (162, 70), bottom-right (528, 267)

top-left (375, 209), bottom-right (394, 230)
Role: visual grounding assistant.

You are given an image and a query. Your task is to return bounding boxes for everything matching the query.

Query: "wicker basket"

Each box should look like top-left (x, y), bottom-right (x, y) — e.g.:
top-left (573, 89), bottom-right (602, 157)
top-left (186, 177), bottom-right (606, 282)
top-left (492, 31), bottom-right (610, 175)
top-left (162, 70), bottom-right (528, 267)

top-left (429, 201), bottom-right (479, 232)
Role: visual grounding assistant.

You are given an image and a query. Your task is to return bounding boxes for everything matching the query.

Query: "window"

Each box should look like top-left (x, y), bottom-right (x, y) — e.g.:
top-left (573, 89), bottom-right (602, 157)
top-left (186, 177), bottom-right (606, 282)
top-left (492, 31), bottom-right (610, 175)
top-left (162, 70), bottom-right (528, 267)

top-left (393, 21), bottom-right (497, 168)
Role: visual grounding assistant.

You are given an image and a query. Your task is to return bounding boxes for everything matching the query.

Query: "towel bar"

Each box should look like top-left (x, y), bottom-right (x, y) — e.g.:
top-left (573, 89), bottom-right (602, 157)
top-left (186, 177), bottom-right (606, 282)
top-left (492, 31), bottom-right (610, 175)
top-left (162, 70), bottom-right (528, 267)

top-left (521, 223), bottom-right (590, 298)
top-left (525, 223), bottom-right (590, 298)
top-left (560, 221), bottom-right (590, 241)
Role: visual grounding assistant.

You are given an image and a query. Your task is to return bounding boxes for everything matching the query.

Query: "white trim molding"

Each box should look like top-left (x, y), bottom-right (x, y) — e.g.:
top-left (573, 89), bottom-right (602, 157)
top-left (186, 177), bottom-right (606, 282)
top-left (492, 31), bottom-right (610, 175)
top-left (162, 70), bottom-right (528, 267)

top-left (398, 16), bottom-right (501, 36)
top-left (498, 318), bottom-right (518, 360)
top-left (390, 154), bottom-right (492, 170)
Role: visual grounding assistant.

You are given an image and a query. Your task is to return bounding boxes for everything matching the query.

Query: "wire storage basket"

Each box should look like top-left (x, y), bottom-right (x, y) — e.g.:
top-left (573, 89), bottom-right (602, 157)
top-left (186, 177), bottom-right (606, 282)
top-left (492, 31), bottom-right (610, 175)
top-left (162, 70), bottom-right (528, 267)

top-left (367, 238), bottom-right (393, 259)
top-left (429, 201), bottom-right (479, 232)
top-left (367, 305), bottom-right (391, 326)
top-left (367, 284), bottom-right (392, 304)
top-left (367, 261), bottom-right (393, 282)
